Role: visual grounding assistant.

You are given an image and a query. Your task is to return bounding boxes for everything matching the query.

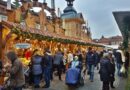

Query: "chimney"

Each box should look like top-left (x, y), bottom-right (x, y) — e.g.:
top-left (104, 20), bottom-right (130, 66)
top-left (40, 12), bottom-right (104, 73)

top-left (7, 0), bottom-right (11, 10)
top-left (57, 8), bottom-right (61, 17)
top-left (43, 0), bottom-right (46, 3)
top-left (33, 0), bottom-right (38, 1)
top-left (51, 0), bottom-right (55, 10)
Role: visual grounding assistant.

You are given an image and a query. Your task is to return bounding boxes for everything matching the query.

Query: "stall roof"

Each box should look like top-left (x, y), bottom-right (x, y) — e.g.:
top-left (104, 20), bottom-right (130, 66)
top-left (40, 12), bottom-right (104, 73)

top-left (113, 11), bottom-right (130, 37)
top-left (1, 21), bottom-right (103, 47)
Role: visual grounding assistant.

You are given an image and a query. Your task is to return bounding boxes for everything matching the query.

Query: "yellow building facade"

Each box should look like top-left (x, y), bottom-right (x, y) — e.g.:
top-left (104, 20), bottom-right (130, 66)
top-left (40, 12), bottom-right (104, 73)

top-left (61, 0), bottom-right (92, 42)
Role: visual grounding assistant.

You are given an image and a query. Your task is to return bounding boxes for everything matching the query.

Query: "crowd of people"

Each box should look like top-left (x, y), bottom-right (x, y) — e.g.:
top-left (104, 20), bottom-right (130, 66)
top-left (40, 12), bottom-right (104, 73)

top-left (99, 49), bottom-right (129, 90)
top-left (0, 47), bottom-right (129, 90)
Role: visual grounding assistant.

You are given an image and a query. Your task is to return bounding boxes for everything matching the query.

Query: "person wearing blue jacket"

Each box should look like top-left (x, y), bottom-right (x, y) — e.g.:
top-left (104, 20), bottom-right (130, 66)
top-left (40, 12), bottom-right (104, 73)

top-left (53, 50), bottom-right (63, 80)
top-left (69, 55), bottom-right (82, 70)
top-left (86, 47), bottom-right (97, 82)
top-left (31, 50), bottom-right (42, 88)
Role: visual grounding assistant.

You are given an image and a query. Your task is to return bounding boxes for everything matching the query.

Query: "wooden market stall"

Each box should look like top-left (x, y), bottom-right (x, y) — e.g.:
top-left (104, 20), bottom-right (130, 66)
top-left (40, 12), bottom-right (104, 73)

top-left (0, 20), bottom-right (104, 62)
top-left (0, 0), bottom-right (105, 86)
top-left (0, 0), bottom-right (104, 64)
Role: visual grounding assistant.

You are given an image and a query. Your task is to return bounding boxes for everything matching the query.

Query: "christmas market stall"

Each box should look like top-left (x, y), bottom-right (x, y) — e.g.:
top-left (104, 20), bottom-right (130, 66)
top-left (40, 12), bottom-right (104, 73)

top-left (0, 0), bottom-right (104, 65)
top-left (0, 20), bottom-right (104, 65)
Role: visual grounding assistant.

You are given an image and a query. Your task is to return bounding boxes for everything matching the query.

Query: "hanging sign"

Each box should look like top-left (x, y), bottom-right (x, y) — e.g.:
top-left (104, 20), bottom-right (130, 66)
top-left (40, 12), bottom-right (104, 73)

top-left (15, 43), bottom-right (31, 49)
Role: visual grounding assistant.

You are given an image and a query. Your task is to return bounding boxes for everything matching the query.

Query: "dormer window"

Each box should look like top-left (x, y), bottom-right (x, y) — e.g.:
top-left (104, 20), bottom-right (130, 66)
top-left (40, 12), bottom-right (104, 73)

top-left (36, 23), bottom-right (40, 29)
top-left (44, 25), bottom-right (47, 31)
top-left (0, 15), bottom-right (7, 22)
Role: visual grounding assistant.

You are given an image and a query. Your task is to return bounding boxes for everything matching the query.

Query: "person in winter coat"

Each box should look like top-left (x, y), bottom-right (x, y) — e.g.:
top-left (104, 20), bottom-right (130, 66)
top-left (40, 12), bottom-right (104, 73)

top-left (108, 52), bottom-right (115, 88)
top-left (6, 51), bottom-right (25, 90)
top-left (99, 53), bottom-right (112, 90)
top-left (114, 50), bottom-right (124, 76)
top-left (53, 50), bottom-right (63, 80)
top-left (94, 50), bottom-right (100, 70)
top-left (42, 50), bottom-right (53, 88)
top-left (86, 47), bottom-right (96, 82)
top-left (67, 51), bottom-right (74, 63)
top-left (62, 53), bottom-right (67, 73)
top-left (77, 51), bottom-right (83, 63)
top-left (31, 50), bottom-right (42, 88)
top-left (28, 49), bottom-right (38, 85)
top-left (70, 56), bottom-right (82, 70)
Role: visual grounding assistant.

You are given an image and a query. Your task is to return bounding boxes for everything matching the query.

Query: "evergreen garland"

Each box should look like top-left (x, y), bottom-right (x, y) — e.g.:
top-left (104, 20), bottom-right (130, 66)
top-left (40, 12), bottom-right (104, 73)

top-left (123, 16), bottom-right (130, 49)
top-left (11, 27), bottom-right (103, 47)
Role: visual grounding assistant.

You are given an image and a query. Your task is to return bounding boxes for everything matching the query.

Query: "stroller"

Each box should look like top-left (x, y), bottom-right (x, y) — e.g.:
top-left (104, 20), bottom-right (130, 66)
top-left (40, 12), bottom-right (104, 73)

top-left (65, 67), bottom-right (84, 86)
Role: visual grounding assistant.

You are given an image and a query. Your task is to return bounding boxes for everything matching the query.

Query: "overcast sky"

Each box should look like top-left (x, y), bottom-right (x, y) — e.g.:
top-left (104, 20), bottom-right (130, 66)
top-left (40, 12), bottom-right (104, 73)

top-left (5, 0), bottom-right (130, 39)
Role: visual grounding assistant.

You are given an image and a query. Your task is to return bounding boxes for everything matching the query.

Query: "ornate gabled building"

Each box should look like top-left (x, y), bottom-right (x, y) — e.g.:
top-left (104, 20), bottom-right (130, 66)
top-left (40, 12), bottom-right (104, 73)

top-left (61, 0), bottom-right (92, 42)
top-left (0, 0), bottom-right (8, 22)
top-left (0, 0), bottom-right (103, 60)
top-left (0, 0), bottom-right (92, 41)
top-left (6, 0), bottom-right (65, 35)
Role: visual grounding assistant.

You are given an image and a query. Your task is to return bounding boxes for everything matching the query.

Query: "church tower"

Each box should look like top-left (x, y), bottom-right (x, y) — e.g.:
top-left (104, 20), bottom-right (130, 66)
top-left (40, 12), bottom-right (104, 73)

top-left (61, 0), bottom-right (86, 39)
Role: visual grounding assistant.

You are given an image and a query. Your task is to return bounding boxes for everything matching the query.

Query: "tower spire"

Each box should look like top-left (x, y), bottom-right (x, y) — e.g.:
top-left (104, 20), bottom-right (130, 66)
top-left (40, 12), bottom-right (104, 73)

top-left (51, 0), bottom-right (55, 9)
top-left (43, 0), bottom-right (46, 3)
top-left (66, 0), bottom-right (75, 6)
top-left (7, 0), bottom-right (11, 10)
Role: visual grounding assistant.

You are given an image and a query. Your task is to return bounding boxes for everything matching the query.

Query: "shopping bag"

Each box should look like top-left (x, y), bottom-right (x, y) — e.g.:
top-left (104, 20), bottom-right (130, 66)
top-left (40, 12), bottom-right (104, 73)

top-left (120, 64), bottom-right (126, 74)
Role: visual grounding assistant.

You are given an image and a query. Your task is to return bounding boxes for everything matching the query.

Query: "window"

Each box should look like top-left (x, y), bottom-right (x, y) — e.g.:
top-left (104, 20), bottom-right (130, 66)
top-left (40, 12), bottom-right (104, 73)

top-left (0, 15), bottom-right (7, 22)
top-left (44, 25), bottom-right (47, 31)
top-left (36, 23), bottom-right (41, 29)
top-left (2, 15), bottom-right (7, 21)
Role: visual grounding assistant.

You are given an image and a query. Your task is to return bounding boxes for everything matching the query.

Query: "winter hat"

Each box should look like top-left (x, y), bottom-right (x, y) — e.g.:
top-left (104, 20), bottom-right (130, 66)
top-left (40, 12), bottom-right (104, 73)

top-left (74, 56), bottom-right (78, 61)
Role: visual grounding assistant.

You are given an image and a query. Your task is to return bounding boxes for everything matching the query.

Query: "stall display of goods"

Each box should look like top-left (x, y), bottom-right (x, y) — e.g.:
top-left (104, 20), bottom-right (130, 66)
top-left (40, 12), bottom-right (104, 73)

top-left (20, 58), bottom-right (30, 66)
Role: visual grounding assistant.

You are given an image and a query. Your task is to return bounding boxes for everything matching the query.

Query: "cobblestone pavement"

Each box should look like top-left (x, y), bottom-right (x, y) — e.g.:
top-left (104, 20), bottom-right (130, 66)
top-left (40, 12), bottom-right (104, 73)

top-left (23, 69), bottom-right (126, 90)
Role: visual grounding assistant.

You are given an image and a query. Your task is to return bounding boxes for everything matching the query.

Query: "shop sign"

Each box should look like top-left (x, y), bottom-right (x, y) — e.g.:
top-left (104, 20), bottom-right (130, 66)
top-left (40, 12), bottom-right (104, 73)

top-left (15, 43), bottom-right (31, 49)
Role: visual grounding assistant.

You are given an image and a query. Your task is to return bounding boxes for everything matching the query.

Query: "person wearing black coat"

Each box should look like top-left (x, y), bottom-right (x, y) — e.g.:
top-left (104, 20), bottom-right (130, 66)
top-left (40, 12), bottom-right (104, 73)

top-left (99, 53), bottom-right (112, 90)
top-left (86, 47), bottom-right (97, 82)
top-left (42, 50), bottom-right (53, 88)
top-left (108, 52), bottom-right (115, 88)
top-left (114, 50), bottom-right (123, 76)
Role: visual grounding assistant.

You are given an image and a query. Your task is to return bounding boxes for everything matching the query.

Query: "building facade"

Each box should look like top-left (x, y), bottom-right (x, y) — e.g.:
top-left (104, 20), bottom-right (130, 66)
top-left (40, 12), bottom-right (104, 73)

top-left (0, 0), bottom-right (92, 43)
top-left (61, 0), bottom-right (92, 42)
top-left (93, 35), bottom-right (123, 45)
top-left (0, 1), bottom-right (8, 22)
